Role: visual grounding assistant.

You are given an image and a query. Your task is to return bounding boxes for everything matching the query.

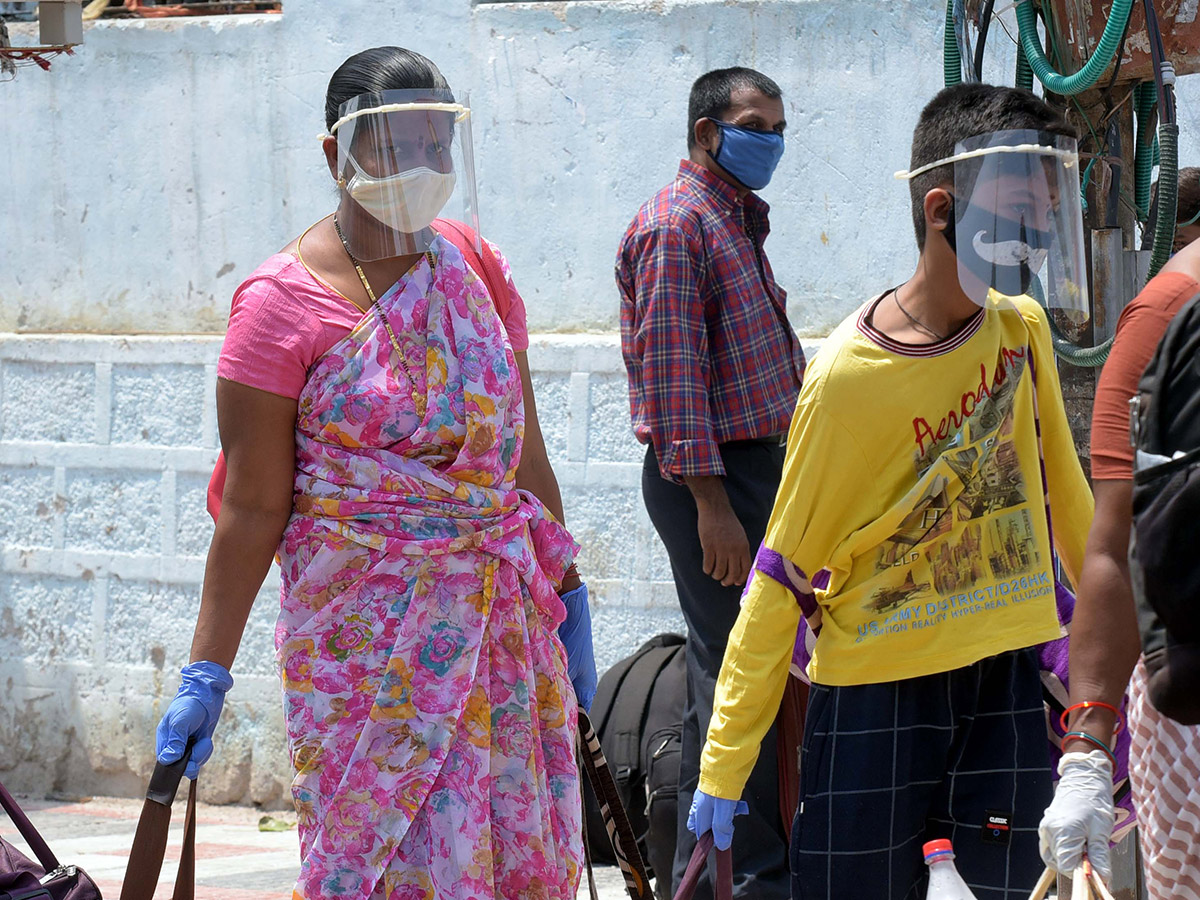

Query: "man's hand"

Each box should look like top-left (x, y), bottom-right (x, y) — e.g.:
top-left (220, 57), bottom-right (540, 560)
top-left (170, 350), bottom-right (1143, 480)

top-left (697, 502), bottom-right (751, 586)
top-left (684, 475), bottom-right (751, 586)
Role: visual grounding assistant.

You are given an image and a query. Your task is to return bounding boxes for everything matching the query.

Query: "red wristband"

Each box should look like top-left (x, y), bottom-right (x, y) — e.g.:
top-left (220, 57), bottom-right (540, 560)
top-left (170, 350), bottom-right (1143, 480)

top-left (1060, 700), bottom-right (1124, 735)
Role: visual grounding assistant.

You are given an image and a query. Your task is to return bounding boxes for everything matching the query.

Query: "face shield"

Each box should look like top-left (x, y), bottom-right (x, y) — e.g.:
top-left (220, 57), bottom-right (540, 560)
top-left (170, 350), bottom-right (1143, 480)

top-left (329, 88), bottom-right (480, 261)
top-left (900, 129), bottom-right (1089, 321)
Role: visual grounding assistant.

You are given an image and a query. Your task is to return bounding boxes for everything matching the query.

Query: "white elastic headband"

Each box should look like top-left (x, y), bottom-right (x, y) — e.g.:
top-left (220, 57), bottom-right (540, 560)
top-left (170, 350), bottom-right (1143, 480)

top-left (323, 101), bottom-right (470, 140)
top-left (894, 143), bottom-right (1078, 181)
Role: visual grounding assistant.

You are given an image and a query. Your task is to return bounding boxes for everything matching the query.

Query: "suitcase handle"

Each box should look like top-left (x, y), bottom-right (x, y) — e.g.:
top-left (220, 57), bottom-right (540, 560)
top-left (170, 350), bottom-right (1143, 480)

top-left (671, 832), bottom-right (733, 900)
top-left (119, 754), bottom-right (197, 900)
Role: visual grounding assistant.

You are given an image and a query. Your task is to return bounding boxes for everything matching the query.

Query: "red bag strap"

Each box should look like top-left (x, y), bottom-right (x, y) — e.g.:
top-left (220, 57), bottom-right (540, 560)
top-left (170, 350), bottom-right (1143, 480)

top-left (672, 832), bottom-right (733, 900)
top-left (433, 218), bottom-right (512, 321)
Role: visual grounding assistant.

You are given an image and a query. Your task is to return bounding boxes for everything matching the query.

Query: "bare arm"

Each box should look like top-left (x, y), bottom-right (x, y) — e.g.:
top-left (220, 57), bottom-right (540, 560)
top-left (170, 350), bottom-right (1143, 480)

top-left (513, 350), bottom-right (581, 593)
top-left (189, 379), bottom-right (298, 669)
top-left (1065, 479), bottom-right (1143, 741)
top-left (1162, 233), bottom-right (1200, 279)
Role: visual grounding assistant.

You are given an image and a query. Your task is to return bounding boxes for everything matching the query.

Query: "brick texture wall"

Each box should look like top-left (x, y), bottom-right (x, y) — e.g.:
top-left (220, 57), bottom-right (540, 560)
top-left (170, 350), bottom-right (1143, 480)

top-left (0, 332), bottom-right (702, 805)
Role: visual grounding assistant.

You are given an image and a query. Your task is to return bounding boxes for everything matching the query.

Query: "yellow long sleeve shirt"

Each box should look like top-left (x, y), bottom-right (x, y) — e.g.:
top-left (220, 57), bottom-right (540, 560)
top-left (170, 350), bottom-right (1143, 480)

top-left (698, 294), bottom-right (1093, 801)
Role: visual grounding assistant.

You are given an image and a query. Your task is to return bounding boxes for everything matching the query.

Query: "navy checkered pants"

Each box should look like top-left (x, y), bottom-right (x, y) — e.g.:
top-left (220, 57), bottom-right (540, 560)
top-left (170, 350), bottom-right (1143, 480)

top-left (791, 647), bottom-right (1052, 900)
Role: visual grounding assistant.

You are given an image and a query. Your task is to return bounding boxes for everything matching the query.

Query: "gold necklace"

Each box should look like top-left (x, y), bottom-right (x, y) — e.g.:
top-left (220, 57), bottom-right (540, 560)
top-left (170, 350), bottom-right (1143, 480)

top-left (332, 215), bottom-right (433, 417)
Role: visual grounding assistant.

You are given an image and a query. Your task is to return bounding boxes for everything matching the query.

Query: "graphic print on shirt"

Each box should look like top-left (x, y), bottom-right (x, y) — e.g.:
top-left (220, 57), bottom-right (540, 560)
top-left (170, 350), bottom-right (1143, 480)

top-left (856, 345), bottom-right (1046, 643)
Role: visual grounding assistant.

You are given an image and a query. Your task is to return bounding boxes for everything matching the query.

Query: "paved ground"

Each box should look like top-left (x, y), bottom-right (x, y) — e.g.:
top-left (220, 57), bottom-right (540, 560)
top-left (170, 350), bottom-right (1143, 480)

top-left (1, 794), bottom-right (636, 899)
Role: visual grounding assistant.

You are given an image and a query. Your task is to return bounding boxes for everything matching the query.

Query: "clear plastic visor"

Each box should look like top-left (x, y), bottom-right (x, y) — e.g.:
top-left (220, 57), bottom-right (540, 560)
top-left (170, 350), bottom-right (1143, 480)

top-left (952, 129), bottom-right (1089, 320)
top-left (331, 89), bottom-right (479, 261)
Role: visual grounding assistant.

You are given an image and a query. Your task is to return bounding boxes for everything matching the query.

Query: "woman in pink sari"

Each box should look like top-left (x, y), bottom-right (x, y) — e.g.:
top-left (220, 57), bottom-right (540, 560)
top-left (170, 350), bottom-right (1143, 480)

top-left (153, 48), bottom-right (596, 900)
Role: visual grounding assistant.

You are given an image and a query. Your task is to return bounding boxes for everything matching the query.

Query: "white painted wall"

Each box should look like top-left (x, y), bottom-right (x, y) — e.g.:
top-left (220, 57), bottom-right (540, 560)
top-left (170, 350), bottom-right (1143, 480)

top-left (0, 0), bottom-right (969, 336)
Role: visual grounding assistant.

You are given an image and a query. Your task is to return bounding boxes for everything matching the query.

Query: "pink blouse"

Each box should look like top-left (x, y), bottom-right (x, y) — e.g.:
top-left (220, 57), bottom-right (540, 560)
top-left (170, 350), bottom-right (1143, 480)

top-left (217, 237), bottom-right (530, 400)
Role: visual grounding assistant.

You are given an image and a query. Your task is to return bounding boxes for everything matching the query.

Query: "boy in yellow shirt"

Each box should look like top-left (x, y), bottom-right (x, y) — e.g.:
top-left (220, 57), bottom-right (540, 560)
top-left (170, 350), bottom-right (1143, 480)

top-left (691, 84), bottom-right (1094, 899)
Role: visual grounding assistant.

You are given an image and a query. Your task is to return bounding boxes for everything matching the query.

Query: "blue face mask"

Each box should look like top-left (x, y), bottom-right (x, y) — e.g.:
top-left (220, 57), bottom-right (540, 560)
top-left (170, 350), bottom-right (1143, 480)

top-left (707, 120), bottom-right (785, 191)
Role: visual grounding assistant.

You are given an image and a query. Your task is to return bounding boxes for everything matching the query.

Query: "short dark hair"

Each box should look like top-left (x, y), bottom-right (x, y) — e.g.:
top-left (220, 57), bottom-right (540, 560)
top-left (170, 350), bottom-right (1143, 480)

top-left (325, 47), bottom-right (451, 131)
top-left (1145, 167), bottom-right (1200, 242)
top-left (908, 84), bottom-right (1076, 250)
top-left (687, 67), bottom-right (783, 150)
top-left (1181, 167), bottom-right (1200, 224)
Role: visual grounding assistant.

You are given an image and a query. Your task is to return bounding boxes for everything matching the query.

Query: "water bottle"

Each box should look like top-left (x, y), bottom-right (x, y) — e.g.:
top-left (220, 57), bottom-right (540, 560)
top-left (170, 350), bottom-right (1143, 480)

top-left (923, 840), bottom-right (979, 900)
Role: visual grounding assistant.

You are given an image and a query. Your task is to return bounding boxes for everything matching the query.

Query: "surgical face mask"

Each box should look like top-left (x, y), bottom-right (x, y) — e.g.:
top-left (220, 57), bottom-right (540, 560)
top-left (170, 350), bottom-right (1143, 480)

top-left (346, 165), bottom-right (457, 234)
top-left (942, 197), bottom-right (1051, 297)
top-left (707, 120), bottom-right (785, 191)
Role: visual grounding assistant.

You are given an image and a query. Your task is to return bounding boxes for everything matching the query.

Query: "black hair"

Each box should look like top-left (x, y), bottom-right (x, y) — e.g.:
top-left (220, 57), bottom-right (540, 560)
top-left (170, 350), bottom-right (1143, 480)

top-left (1144, 167), bottom-right (1200, 248)
top-left (1180, 167), bottom-right (1200, 224)
top-left (324, 47), bottom-right (451, 131)
top-left (687, 66), bottom-right (783, 150)
top-left (908, 83), bottom-right (1076, 250)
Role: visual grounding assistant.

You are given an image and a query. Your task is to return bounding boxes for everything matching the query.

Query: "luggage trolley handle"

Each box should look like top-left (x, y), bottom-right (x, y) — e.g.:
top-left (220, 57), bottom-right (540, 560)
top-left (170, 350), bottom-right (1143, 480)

top-left (671, 832), bottom-right (733, 900)
top-left (120, 750), bottom-right (197, 900)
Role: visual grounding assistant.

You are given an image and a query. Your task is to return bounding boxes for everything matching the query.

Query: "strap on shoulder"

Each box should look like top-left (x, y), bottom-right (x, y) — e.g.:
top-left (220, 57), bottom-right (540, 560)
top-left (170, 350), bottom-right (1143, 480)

top-left (433, 218), bottom-right (512, 321)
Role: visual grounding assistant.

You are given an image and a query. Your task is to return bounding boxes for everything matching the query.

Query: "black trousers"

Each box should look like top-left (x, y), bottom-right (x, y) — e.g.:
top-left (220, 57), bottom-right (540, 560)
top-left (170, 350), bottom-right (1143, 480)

top-left (642, 440), bottom-right (791, 900)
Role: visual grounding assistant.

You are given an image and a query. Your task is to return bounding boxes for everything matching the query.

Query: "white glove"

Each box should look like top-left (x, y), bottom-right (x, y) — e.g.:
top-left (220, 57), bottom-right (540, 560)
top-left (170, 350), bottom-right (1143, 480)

top-left (1038, 750), bottom-right (1115, 881)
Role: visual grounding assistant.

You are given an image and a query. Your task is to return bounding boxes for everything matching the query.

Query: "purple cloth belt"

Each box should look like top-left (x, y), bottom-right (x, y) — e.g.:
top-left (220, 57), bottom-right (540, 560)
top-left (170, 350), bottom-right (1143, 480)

top-left (747, 546), bottom-right (1136, 843)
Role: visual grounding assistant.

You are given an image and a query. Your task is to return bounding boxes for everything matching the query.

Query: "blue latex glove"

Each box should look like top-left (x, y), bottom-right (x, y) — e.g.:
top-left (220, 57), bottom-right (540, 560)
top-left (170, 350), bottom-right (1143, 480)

top-left (155, 661), bottom-right (234, 780)
top-left (557, 582), bottom-right (598, 711)
top-left (687, 791), bottom-right (749, 851)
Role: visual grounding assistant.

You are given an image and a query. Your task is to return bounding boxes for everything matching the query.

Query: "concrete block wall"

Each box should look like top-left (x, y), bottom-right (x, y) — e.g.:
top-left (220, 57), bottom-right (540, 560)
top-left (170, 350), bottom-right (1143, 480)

top-left (3, 332), bottom-right (841, 805)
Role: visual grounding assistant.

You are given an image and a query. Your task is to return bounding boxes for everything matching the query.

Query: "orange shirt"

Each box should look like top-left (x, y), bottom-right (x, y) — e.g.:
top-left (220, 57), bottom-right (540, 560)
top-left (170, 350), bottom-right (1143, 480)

top-left (1091, 272), bottom-right (1200, 481)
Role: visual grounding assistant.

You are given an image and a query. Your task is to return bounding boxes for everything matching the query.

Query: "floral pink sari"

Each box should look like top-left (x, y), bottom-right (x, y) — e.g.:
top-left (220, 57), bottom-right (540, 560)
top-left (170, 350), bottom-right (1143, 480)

top-left (275, 237), bottom-right (582, 899)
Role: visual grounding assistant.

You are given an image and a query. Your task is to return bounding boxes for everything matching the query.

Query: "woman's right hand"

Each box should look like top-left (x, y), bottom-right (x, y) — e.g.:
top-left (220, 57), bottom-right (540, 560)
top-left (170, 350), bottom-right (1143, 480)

top-left (156, 661), bottom-right (235, 780)
top-left (556, 582), bottom-right (597, 711)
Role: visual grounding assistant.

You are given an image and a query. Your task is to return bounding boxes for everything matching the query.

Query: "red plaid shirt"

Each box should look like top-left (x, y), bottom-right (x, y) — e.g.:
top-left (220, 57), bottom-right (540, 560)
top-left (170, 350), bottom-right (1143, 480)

top-left (617, 160), bottom-right (805, 481)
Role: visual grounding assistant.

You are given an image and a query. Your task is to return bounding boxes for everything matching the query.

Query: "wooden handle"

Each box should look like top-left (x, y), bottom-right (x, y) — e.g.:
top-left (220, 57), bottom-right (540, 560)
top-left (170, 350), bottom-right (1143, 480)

top-left (1027, 866), bottom-right (1056, 900)
top-left (1086, 861), bottom-right (1117, 900)
top-left (1072, 866), bottom-right (1093, 900)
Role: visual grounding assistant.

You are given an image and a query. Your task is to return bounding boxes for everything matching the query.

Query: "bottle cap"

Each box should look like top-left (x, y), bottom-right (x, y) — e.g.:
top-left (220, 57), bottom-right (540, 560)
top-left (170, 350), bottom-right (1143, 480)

top-left (923, 839), bottom-right (955, 862)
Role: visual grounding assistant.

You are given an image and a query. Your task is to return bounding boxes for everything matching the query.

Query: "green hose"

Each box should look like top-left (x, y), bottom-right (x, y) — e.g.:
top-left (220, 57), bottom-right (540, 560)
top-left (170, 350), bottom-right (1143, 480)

top-left (1015, 0), bottom-right (1133, 95)
top-left (1048, 322), bottom-right (1114, 366)
top-left (1016, 41), bottom-right (1034, 91)
top-left (1149, 123), bottom-right (1180, 278)
top-left (944, 0), bottom-right (962, 86)
top-left (1135, 83), bottom-right (1157, 219)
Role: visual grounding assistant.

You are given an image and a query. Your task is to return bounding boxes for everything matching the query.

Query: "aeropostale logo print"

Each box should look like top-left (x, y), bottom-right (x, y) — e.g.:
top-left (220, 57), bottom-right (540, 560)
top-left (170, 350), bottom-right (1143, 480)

top-left (849, 345), bottom-right (1053, 647)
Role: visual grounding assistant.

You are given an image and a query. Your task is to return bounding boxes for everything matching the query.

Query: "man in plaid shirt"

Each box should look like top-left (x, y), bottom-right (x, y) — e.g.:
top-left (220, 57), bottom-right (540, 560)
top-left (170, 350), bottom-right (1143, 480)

top-left (616, 66), bottom-right (804, 900)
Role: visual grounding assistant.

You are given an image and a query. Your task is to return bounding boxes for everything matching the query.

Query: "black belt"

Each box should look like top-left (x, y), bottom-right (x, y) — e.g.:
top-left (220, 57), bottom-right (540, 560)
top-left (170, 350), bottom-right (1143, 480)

top-left (722, 433), bottom-right (787, 449)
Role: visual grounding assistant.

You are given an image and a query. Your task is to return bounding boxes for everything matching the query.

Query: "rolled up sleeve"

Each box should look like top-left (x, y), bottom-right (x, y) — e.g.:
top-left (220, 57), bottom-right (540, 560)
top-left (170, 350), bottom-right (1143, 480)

top-left (629, 221), bottom-right (723, 482)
